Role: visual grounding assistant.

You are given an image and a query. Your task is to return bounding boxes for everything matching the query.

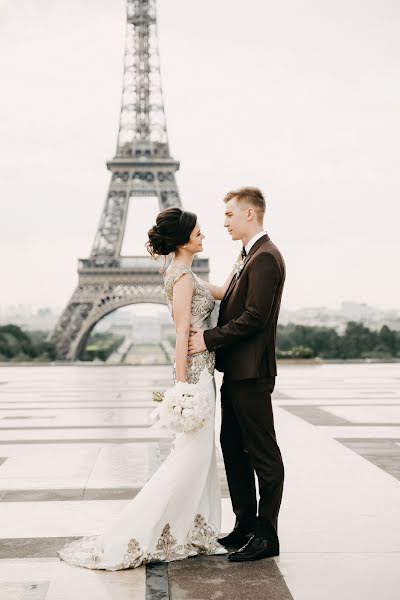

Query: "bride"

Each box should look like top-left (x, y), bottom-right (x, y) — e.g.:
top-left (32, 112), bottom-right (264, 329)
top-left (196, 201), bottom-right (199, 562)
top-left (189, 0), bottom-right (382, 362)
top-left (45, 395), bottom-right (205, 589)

top-left (57, 207), bottom-right (237, 570)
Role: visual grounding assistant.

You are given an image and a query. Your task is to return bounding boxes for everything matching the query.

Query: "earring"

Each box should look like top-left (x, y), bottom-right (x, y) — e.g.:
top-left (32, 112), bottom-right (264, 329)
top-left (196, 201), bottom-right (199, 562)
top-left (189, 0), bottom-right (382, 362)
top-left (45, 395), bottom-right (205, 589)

top-left (183, 245), bottom-right (186, 248)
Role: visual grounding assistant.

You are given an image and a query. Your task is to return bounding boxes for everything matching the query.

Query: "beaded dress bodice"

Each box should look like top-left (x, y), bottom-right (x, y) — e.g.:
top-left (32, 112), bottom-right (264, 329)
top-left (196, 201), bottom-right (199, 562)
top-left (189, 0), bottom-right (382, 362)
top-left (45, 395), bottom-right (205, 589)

top-left (164, 263), bottom-right (216, 384)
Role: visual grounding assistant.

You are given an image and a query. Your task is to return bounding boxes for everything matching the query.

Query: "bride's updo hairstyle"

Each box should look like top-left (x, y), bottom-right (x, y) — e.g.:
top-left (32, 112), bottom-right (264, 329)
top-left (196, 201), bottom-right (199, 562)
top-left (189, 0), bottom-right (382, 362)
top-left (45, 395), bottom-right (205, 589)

top-left (146, 207), bottom-right (197, 258)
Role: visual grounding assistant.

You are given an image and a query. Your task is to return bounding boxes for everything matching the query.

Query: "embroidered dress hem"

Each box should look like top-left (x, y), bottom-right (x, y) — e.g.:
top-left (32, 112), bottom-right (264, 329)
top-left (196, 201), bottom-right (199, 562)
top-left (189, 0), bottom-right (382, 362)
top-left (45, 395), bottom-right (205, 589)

top-left (57, 515), bottom-right (227, 571)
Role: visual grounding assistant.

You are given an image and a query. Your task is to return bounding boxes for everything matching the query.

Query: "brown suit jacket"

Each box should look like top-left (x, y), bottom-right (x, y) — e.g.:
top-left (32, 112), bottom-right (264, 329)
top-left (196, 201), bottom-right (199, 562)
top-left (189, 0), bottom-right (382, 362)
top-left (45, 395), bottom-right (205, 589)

top-left (204, 234), bottom-right (285, 381)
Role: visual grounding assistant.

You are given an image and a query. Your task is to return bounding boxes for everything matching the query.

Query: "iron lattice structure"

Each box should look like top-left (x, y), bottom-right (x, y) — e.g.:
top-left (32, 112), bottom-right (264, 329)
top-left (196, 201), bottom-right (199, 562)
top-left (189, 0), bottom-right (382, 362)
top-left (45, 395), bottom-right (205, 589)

top-left (50, 0), bottom-right (209, 360)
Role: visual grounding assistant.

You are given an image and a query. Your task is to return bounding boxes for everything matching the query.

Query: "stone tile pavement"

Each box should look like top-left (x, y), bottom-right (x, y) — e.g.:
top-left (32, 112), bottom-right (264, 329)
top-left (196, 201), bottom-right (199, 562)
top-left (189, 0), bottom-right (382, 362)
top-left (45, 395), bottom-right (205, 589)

top-left (0, 363), bottom-right (399, 599)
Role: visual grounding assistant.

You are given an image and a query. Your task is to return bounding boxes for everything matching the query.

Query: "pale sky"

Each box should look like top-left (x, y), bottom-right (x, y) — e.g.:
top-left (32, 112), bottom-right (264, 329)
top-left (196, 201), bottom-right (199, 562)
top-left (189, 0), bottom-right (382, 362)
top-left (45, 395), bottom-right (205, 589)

top-left (0, 0), bottom-right (399, 311)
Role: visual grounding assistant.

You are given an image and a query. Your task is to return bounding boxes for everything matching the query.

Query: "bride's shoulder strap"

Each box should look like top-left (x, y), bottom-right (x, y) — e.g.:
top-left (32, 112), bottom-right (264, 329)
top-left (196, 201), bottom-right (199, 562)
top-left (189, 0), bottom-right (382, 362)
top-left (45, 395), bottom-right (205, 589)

top-left (164, 264), bottom-right (194, 302)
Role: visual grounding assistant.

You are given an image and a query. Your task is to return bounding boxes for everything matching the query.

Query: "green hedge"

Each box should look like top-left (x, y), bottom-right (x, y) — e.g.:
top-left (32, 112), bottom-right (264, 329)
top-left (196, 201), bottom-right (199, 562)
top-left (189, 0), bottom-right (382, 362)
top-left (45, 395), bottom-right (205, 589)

top-left (79, 332), bottom-right (125, 362)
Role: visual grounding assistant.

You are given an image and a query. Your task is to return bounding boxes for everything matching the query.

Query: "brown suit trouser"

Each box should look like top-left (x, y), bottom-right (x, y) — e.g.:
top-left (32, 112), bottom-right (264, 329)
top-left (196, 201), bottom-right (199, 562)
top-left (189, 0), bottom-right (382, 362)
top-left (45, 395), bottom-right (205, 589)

top-left (220, 376), bottom-right (284, 542)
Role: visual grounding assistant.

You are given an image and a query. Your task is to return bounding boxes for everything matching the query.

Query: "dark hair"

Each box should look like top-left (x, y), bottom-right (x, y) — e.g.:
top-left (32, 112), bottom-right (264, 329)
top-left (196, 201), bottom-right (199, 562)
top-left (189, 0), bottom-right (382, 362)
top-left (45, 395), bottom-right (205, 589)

top-left (146, 207), bottom-right (197, 258)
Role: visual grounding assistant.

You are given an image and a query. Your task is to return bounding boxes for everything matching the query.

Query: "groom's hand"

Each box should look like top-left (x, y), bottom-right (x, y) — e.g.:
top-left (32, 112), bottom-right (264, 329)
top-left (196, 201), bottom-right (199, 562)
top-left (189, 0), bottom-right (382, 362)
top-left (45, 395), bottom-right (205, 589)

top-left (188, 327), bottom-right (206, 354)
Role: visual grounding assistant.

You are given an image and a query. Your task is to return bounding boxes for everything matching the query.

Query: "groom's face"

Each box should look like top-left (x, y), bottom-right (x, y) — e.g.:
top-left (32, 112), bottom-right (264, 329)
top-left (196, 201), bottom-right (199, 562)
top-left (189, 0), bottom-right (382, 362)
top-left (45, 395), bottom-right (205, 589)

top-left (224, 197), bottom-right (250, 241)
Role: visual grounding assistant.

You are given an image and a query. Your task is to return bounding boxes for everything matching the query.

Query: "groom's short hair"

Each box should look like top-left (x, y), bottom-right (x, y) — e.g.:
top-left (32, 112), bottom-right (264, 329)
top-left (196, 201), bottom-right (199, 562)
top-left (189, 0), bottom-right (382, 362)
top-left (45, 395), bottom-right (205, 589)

top-left (223, 187), bottom-right (266, 222)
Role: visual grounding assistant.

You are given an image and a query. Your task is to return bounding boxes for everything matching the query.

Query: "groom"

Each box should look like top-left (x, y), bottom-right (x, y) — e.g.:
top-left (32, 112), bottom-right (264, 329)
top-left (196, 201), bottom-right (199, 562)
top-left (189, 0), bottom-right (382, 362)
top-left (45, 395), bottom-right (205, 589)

top-left (188, 187), bottom-right (285, 562)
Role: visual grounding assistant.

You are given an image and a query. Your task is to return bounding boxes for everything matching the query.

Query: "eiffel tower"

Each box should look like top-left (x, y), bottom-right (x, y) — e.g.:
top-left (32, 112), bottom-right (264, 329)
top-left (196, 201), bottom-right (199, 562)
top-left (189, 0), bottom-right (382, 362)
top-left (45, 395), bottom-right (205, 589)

top-left (50, 0), bottom-right (209, 360)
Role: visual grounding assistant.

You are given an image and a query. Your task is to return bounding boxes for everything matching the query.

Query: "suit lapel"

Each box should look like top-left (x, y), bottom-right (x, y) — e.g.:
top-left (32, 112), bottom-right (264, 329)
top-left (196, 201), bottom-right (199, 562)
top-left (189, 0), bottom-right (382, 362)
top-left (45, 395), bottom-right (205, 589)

top-left (221, 234), bottom-right (270, 304)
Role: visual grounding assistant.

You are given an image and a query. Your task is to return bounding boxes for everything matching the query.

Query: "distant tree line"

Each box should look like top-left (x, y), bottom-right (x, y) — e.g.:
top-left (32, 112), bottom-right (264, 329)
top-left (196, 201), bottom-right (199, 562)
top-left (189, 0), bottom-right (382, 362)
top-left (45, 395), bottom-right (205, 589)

top-left (277, 321), bottom-right (399, 359)
top-left (0, 322), bottom-right (399, 362)
top-left (0, 326), bottom-right (125, 362)
top-left (0, 325), bottom-right (56, 362)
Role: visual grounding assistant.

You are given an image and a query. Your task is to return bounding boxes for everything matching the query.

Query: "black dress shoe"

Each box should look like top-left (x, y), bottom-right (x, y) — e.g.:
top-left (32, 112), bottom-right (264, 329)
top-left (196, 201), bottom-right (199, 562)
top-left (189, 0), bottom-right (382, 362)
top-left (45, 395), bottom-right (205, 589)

top-left (228, 535), bottom-right (279, 562)
top-left (217, 529), bottom-right (255, 548)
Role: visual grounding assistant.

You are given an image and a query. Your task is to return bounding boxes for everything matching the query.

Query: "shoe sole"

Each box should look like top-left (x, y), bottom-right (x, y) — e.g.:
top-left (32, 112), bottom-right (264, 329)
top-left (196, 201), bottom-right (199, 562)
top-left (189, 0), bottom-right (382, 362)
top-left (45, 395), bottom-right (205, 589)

top-left (228, 553), bottom-right (279, 562)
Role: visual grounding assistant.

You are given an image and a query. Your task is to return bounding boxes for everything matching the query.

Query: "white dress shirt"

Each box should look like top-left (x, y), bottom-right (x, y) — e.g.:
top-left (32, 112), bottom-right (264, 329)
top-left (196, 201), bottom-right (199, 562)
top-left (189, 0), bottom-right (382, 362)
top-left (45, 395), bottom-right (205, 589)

top-left (244, 230), bottom-right (267, 255)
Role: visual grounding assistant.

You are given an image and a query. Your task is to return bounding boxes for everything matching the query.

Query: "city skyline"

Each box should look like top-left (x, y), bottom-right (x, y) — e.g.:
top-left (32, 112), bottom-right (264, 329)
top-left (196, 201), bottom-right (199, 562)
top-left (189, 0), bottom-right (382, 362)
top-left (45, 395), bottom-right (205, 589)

top-left (1, 300), bottom-right (398, 333)
top-left (0, 0), bottom-right (399, 311)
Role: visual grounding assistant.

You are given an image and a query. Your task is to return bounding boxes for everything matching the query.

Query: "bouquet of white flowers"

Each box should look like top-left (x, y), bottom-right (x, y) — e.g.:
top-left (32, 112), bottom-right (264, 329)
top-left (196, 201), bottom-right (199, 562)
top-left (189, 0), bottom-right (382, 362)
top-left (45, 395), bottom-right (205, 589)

top-left (152, 382), bottom-right (211, 433)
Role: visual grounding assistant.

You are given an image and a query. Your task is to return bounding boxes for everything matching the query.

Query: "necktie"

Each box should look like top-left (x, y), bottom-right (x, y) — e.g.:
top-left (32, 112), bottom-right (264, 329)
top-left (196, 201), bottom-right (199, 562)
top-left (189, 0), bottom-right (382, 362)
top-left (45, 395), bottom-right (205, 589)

top-left (241, 246), bottom-right (247, 259)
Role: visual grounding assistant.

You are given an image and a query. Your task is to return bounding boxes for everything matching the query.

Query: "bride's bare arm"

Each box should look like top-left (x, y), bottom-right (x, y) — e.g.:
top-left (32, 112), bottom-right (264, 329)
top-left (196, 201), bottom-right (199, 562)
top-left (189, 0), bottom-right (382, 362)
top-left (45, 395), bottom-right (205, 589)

top-left (201, 252), bottom-right (242, 300)
top-left (172, 273), bottom-right (194, 383)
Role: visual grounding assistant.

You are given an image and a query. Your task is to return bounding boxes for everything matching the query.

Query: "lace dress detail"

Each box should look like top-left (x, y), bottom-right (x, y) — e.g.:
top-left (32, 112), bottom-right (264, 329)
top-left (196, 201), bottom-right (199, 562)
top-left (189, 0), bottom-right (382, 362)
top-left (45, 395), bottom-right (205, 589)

top-left (57, 513), bottom-right (222, 571)
top-left (164, 264), bottom-right (216, 384)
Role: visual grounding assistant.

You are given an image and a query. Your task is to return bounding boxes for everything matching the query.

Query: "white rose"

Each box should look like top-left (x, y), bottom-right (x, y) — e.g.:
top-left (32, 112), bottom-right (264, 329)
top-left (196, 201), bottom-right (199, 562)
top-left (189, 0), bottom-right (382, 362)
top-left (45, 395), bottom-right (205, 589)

top-left (182, 408), bottom-right (194, 417)
top-left (182, 397), bottom-right (194, 408)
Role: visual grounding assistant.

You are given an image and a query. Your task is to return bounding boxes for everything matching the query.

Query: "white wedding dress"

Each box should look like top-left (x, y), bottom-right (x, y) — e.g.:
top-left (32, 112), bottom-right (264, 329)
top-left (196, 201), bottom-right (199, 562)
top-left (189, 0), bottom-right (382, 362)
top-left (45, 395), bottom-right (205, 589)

top-left (57, 263), bottom-right (226, 570)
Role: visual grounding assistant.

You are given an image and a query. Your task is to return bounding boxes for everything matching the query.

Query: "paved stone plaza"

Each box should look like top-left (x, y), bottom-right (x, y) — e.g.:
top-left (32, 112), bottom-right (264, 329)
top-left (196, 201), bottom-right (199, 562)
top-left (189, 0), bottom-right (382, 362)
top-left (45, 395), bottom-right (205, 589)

top-left (0, 363), bottom-right (399, 599)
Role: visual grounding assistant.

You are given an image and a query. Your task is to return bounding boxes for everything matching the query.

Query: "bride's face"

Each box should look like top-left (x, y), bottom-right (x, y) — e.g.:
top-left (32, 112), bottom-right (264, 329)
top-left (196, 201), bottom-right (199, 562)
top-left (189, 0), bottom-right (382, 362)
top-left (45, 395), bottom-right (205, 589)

top-left (186, 221), bottom-right (205, 254)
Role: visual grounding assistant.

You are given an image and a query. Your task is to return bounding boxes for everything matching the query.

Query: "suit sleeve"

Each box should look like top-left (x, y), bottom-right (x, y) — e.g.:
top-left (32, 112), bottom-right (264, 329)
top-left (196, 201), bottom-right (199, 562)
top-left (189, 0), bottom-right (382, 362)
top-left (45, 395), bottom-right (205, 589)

top-left (204, 252), bottom-right (280, 351)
